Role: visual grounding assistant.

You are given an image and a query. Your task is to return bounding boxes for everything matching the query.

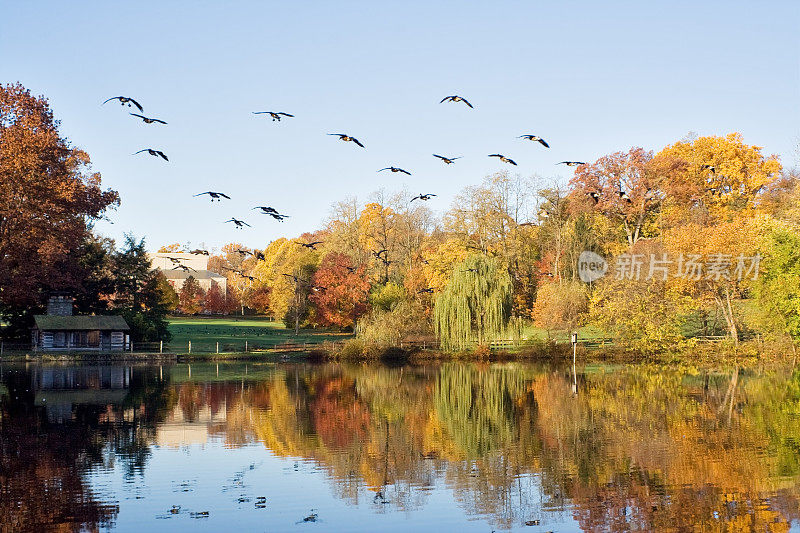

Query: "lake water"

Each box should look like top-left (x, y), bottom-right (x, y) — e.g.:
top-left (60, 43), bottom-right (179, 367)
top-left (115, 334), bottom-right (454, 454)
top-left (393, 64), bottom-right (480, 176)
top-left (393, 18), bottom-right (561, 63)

top-left (1, 361), bottom-right (799, 532)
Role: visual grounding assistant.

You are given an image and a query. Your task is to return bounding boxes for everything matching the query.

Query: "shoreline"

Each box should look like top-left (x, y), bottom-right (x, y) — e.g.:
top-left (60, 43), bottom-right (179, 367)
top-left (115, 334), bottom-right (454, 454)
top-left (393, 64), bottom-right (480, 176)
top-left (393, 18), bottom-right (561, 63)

top-left (0, 343), bottom-right (796, 371)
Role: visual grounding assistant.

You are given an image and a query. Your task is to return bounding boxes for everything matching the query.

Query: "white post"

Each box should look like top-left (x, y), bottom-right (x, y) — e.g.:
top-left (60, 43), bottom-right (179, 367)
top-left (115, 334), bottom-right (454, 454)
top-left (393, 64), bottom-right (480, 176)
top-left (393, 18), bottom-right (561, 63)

top-left (245, 340), bottom-right (248, 352)
top-left (571, 332), bottom-right (578, 395)
top-left (160, 340), bottom-right (163, 354)
top-left (188, 340), bottom-right (191, 354)
top-left (216, 341), bottom-right (219, 354)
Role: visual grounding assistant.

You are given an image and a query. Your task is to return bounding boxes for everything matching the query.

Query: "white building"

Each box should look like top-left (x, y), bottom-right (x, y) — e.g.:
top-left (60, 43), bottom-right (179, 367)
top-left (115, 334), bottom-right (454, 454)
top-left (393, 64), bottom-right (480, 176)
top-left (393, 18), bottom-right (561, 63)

top-left (148, 252), bottom-right (227, 295)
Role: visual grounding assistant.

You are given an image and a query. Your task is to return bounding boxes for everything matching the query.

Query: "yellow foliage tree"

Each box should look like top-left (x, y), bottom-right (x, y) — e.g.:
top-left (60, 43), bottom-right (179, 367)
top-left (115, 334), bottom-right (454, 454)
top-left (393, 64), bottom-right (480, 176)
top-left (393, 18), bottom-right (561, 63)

top-left (656, 133), bottom-right (781, 221)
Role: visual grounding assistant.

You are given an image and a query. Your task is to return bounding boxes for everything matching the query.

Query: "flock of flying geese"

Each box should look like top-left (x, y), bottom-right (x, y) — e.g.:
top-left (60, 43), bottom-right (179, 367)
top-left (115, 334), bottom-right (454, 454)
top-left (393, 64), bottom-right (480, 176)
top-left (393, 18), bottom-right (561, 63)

top-left (102, 93), bottom-right (587, 292)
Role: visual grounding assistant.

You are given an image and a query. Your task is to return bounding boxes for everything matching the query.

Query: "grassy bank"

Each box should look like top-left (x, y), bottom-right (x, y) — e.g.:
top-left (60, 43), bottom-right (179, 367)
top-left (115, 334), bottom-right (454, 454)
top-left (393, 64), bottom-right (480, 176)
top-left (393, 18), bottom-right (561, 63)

top-left (166, 316), bottom-right (352, 352)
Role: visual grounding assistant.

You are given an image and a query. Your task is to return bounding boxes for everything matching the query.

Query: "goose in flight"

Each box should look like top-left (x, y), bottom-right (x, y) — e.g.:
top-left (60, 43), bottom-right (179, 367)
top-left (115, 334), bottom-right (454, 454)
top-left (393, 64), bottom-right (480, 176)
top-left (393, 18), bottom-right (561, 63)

top-left (267, 212), bottom-right (289, 221)
top-left (296, 241), bottom-right (323, 250)
top-left (558, 161), bottom-right (586, 167)
top-left (234, 249), bottom-right (251, 257)
top-left (328, 133), bottom-right (364, 148)
top-left (254, 251), bottom-right (266, 261)
top-left (102, 96), bottom-right (143, 112)
top-left (372, 249), bottom-right (388, 259)
top-left (253, 206), bottom-right (279, 214)
top-left (130, 113), bottom-right (167, 124)
top-left (190, 249), bottom-right (209, 255)
top-left (618, 191), bottom-right (632, 203)
top-left (463, 267), bottom-right (480, 273)
top-left (253, 111), bottom-right (294, 121)
top-left (411, 193), bottom-right (437, 202)
top-left (282, 273), bottom-right (309, 284)
top-left (440, 95), bottom-right (473, 108)
top-left (225, 218), bottom-right (251, 229)
top-left (133, 148), bottom-right (168, 161)
top-left (433, 154), bottom-right (461, 164)
top-left (418, 288), bottom-right (434, 294)
top-left (172, 264), bottom-right (196, 273)
top-left (488, 154), bottom-right (517, 166)
top-left (519, 134), bottom-right (550, 148)
top-left (378, 167), bottom-right (411, 176)
top-left (588, 191), bottom-right (600, 204)
top-left (194, 191), bottom-right (230, 202)
top-left (168, 257), bottom-right (183, 264)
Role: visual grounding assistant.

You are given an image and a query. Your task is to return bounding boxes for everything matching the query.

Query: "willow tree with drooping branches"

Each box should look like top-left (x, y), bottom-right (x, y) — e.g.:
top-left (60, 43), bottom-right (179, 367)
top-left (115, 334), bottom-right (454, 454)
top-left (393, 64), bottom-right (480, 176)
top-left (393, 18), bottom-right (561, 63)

top-left (434, 255), bottom-right (513, 351)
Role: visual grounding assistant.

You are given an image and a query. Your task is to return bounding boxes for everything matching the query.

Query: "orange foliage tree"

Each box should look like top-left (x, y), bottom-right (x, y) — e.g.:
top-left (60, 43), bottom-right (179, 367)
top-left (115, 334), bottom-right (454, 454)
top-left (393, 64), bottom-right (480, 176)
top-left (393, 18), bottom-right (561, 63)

top-left (309, 252), bottom-right (370, 328)
top-left (0, 82), bottom-right (119, 321)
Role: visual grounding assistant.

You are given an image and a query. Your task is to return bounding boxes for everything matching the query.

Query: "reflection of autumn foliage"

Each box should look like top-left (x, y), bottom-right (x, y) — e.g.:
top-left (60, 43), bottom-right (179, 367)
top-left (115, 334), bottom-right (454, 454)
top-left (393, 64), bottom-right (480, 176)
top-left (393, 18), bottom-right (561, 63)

top-left (309, 377), bottom-right (371, 449)
top-left (7, 363), bottom-right (800, 532)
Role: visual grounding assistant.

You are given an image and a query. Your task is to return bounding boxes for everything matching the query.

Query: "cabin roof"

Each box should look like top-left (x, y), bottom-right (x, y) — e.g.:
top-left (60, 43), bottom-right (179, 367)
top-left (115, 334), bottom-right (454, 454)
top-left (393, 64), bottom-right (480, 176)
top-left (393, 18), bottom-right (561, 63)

top-left (33, 315), bottom-right (130, 331)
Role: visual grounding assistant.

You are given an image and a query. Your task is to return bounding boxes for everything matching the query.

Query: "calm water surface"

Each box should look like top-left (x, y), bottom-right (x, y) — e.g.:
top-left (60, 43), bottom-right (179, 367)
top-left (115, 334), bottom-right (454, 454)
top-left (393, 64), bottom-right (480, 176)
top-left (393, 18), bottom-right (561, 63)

top-left (1, 361), bottom-right (799, 532)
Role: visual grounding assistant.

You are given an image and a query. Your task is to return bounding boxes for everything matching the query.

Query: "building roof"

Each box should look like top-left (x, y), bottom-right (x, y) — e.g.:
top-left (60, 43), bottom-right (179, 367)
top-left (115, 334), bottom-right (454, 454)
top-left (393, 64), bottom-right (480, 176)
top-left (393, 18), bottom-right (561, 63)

top-left (161, 269), bottom-right (227, 281)
top-left (33, 315), bottom-right (130, 331)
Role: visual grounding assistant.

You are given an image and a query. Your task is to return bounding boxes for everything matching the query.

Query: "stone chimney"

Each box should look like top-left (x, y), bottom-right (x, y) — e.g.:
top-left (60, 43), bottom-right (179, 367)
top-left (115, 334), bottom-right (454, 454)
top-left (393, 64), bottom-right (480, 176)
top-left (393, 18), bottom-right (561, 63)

top-left (47, 294), bottom-right (74, 316)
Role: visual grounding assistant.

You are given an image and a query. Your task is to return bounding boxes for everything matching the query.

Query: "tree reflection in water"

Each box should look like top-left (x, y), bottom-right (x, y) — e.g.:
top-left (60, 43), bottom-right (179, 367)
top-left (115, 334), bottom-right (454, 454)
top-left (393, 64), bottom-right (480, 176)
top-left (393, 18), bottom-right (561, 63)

top-left (2, 362), bottom-right (800, 531)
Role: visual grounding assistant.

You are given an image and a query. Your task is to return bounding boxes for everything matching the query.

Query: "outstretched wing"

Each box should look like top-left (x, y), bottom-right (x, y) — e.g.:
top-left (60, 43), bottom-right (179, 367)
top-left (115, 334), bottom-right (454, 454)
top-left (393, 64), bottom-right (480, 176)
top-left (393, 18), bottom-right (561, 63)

top-left (194, 192), bottom-right (211, 197)
top-left (128, 98), bottom-right (144, 112)
top-left (461, 98), bottom-right (473, 108)
top-left (278, 112), bottom-right (294, 117)
top-left (133, 149), bottom-right (148, 155)
top-left (130, 113), bottom-right (146, 120)
top-left (156, 151), bottom-right (169, 161)
top-left (102, 96), bottom-right (121, 105)
top-left (378, 167), bottom-right (391, 172)
top-left (352, 138), bottom-right (364, 148)
top-left (252, 111), bottom-right (268, 114)
top-left (218, 193), bottom-right (231, 199)
top-left (439, 96), bottom-right (451, 103)
top-left (538, 138), bottom-right (550, 148)
top-left (151, 118), bottom-right (167, 124)
top-left (399, 168), bottom-right (411, 175)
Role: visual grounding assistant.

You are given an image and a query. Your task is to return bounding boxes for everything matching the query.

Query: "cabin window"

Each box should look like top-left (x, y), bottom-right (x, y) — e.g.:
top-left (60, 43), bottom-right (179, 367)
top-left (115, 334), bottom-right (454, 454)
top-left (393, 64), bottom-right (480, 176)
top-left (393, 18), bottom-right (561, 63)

top-left (53, 332), bottom-right (66, 348)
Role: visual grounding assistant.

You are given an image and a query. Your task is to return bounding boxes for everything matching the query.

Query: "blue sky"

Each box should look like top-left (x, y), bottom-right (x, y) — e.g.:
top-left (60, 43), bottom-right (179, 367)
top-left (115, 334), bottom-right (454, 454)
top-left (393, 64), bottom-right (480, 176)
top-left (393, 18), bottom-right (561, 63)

top-left (2, 1), bottom-right (798, 251)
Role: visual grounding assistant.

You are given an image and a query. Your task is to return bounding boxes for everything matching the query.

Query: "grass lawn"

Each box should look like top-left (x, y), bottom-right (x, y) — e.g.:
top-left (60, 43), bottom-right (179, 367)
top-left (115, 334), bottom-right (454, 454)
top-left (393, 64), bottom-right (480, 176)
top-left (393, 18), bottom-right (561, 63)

top-left (167, 316), bottom-right (352, 352)
top-left (521, 324), bottom-right (610, 344)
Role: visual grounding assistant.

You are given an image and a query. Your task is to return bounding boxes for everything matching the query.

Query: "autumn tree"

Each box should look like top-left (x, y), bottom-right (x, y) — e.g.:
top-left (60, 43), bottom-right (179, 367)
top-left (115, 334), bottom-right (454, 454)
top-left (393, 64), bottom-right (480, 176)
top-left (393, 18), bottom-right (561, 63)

top-left (245, 284), bottom-right (271, 314)
top-left (309, 252), bottom-right (370, 329)
top-left (751, 226), bottom-right (800, 349)
top-left (203, 281), bottom-right (226, 314)
top-left (532, 281), bottom-right (589, 334)
top-left (434, 255), bottom-right (514, 351)
top-left (569, 147), bottom-right (660, 247)
top-left (656, 133), bottom-right (781, 221)
top-left (0, 83), bottom-right (119, 333)
top-left (178, 276), bottom-right (205, 315)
